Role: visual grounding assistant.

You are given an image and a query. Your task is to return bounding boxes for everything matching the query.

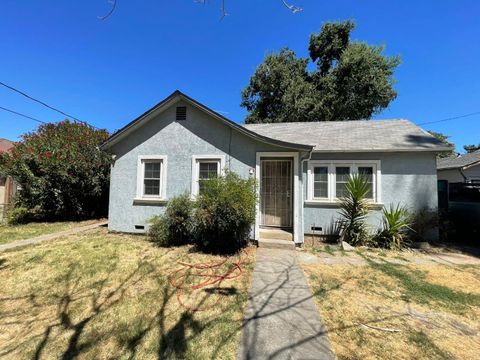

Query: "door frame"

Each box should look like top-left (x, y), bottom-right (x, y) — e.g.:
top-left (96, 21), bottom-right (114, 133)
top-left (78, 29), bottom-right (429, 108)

top-left (255, 152), bottom-right (299, 242)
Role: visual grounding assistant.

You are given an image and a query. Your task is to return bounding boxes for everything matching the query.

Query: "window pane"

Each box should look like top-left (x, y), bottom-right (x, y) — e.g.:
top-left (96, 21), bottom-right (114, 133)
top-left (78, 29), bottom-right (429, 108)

top-left (144, 162), bottom-right (161, 179)
top-left (336, 167), bottom-right (350, 198)
top-left (144, 179), bottom-right (160, 195)
top-left (313, 167), bottom-right (328, 199)
top-left (199, 162), bottom-right (218, 180)
top-left (359, 166), bottom-right (374, 199)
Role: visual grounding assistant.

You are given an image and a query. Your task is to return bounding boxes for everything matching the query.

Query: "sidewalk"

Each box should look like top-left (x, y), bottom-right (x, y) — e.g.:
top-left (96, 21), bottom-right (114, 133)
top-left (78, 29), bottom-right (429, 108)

top-left (238, 247), bottom-right (334, 360)
top-left (0, 220), bottom-right (108, 252)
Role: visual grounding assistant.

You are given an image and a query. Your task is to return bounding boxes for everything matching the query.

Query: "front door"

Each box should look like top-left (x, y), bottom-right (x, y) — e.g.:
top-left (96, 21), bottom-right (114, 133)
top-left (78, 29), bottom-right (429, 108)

top-left (260, 159), bottom-right (293, 227)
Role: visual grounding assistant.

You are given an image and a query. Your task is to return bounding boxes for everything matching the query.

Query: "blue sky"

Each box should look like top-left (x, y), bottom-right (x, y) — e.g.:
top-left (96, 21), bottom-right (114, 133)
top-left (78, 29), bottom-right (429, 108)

top-left (0, 0), bottom-right (478, 152)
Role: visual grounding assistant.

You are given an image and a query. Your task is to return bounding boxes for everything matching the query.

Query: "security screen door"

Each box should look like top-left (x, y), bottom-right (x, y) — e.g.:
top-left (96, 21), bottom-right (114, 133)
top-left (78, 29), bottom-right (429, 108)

top-left (260, 159), bottom-right (293, 227)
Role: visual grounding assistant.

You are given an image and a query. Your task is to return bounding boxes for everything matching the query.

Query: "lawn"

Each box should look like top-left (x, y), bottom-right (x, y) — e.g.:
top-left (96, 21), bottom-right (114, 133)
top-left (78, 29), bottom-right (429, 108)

top-left (0, 228), bottom-right (255, 359)
top-left (301, 250), bottom-right (480, 360)
top-left (0, 220), bottom-right (101, 245)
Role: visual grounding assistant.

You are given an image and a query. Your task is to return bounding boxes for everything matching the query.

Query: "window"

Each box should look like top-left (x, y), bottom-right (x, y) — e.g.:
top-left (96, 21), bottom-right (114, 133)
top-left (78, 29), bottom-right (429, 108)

top-left (313, 167), bottom-right (328, 199)
top-left (191, 155), bottom-right (225, 197)
top-left (307, 160), bottom-right (381, 203)
top-left (198, 161), bottom-right (219, 194)
top-left (136, 156), bottom-right (167, 200)
top-left (335, 166), bottom-right (351, 199)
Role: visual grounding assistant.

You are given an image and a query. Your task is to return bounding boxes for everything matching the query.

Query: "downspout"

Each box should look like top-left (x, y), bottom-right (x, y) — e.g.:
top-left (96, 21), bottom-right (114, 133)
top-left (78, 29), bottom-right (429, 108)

top-left (299, 149), bottom-right (313, 245)
top-left (459, 166), bottom-right (468, 182)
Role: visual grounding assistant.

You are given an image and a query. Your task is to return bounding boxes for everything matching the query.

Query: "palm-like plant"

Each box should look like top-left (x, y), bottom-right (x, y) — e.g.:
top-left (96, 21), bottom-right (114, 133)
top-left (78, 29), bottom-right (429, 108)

top-left (338, 174), bottom-right (372, 246)
top-left (375, 204), bottom-right (412, 250)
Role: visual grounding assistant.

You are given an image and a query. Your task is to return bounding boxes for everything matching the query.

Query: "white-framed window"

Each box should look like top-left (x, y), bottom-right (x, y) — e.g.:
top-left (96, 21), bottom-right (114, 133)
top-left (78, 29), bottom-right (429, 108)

top-left (191, 155), bottom-right (226, 197)
top-left (307, 160), bottom-right (381, 203)
top-left (136, 155), bottom-right (167, 200)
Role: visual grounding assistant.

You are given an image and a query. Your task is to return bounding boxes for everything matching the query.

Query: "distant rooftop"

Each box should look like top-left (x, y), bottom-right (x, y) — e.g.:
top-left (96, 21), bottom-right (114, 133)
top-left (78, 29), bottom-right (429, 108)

top-left (437, 150), bottom-right (480, 170)
top-left (244, 119), bottom-right (450, 152)
top-left (0, 138), bottom-right (15, 154)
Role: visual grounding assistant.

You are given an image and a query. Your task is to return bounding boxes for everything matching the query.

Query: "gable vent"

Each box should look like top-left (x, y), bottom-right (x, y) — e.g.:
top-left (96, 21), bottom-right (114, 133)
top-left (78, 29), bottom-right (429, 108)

top-left (176, 106), bottom-right (187, 121)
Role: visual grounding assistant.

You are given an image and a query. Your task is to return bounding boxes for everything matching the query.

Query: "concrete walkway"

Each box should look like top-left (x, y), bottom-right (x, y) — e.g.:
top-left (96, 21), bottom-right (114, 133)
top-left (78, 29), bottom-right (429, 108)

top-left (238, 248), bottom-right (334, 360)
top-left (0, 220), bottom-right (108, 252)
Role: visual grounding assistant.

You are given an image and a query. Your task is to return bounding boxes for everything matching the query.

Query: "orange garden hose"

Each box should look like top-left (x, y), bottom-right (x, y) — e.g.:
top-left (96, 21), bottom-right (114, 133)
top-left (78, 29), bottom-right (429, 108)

top-left (168, 249), bottom-right (250, 312)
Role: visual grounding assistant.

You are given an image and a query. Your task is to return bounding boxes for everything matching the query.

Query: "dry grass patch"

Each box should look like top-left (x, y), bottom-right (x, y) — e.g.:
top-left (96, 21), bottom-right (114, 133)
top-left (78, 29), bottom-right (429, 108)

top-left (302, 257), bottom-right (480, 360)
top-left (0, 228), bottom-right (255, 359)
top-left (0, 220), bottom-right (101, 245)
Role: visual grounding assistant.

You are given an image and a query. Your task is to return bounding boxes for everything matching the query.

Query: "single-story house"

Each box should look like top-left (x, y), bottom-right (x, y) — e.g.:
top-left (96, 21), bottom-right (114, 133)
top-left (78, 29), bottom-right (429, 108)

top-left (102, 90), bottom-right (450, 244)
top-left (437, 151), bottom-right (480, 183)
top-left (0, 139), bottom-right (17, 221)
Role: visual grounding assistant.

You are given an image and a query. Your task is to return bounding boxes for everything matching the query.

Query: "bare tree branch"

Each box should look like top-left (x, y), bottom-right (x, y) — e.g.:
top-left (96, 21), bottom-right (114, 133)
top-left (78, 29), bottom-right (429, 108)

top-left (98, 0), bottom-right (117, 20)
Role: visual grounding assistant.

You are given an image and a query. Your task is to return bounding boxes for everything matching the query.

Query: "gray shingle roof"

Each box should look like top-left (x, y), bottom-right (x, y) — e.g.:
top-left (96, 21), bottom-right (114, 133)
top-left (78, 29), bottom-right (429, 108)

top-left (437, 150), bottom-right (480, 170)
top-left (243, 119), bottom-right (451, 152)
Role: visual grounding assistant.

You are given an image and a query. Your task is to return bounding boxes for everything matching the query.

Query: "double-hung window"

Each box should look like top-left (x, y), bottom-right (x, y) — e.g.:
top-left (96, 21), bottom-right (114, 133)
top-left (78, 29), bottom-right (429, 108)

top-left (136, 156), bottom-right (167, 200)
top-left (308, 160), bottom-right (380, 203)
top-left (191, 155), bottom-right (225, 197)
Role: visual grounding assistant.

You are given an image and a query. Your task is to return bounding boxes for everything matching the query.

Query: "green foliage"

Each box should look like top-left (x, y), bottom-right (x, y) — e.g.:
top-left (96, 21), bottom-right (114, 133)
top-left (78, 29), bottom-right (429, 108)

top-left (373, 204), bottom-right (412, 249)
top-left (148, 194), bottom-right (195, 247)
top-left (338, 174), bottom-right (371, 246)
top-left (463, 144), bottom-right (480, 153)
top-left (6, 207), bottom-right (38, 225)
top-left (0, 120), bottom-right (111, 220)
top-left (194, 171), bottom-right (256, 254)
top-left (242, 20), bottom-right (400, 123)
top-left (427, 131), bottom-right (456, 158)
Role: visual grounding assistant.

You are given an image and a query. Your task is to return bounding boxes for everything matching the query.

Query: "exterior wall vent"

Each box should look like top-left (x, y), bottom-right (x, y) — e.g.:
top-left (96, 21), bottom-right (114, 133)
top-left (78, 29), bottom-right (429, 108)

top-left (135, 225), bottom-right (145, 230)
top-left (176, 106), bottom-right (187, 121)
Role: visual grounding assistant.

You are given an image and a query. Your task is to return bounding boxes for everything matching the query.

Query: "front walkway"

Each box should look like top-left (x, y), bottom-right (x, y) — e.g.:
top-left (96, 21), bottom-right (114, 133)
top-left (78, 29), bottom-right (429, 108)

top-left (0, 220), bottom-right (108, 252)
top-left (238, 248), bottom-right (334, 360)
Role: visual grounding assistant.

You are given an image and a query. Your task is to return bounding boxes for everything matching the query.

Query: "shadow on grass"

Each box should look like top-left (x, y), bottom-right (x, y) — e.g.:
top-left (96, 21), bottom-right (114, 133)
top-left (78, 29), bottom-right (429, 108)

top-left (360, 255), bottom-right (480, 312)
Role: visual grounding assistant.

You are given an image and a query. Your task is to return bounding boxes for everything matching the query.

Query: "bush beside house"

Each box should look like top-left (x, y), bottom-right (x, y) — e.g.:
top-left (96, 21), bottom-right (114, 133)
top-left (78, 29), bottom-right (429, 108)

top-left (0, 120), bottom-right (112, 223)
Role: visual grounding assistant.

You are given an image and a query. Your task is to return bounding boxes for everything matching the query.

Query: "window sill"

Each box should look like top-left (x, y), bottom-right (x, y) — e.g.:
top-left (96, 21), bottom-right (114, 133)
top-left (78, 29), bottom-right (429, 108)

top-left (133, 197), bottom-right (168, 205)
top-left (304, 200), bottom-right (384, 209)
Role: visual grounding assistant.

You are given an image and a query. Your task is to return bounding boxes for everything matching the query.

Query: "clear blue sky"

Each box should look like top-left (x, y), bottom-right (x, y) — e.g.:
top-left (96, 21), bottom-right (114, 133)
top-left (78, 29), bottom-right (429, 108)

top-left (1, 0), bottom-right (478, 152)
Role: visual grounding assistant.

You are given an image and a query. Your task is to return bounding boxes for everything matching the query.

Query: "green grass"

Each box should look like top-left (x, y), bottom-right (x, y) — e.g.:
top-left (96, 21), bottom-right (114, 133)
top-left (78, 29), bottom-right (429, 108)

top-left (408, 331), bottom-right (452, 359)
top-left (0, 220), bottom-right (98, 245)
top-left (0, 229), bottom-right (254, 359)
top-left (364, 257), bottom-right (480, 313)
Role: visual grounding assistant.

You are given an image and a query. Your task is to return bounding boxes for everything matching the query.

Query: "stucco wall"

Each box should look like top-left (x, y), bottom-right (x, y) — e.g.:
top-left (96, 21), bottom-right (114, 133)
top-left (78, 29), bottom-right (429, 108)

top-left (303, 152), bottom-right (439, 240)
top-left (437, 168), bottom-right (464, 183)
top-left (108, 100), bottom-right (301, 236)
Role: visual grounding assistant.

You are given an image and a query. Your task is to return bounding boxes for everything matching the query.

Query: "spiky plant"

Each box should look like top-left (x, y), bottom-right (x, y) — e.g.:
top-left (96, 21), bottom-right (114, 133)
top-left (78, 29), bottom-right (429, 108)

top-left (374, 204), bottom-right (412, 250)
top-left (338, 174), bottom-right (372, 246)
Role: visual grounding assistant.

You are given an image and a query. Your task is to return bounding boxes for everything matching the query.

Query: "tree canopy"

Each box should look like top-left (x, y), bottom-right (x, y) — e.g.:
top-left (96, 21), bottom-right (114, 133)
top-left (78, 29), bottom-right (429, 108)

top-left (427, 131), bottom-right (456, 158)
top-left (0, 120), bottom-right (112, 220)
top-left (241, 20), bottom-right (400, 124)
top-left (463, 144), bottom-right (480, 153)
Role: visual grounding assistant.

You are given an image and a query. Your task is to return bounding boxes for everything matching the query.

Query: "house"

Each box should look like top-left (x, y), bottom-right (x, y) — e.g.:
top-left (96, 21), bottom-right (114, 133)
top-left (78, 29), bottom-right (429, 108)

top-left (0, 139), bottom-right (17, 221)
top-left (437, 151), bottom-right (480, 184)
top-left (101, 90), bottom-right (450, 244)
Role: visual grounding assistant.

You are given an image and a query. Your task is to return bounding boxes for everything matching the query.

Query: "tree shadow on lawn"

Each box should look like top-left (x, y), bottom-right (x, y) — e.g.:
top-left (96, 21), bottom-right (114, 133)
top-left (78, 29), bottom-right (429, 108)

top-left (0, 248), bottom-right (249, 360)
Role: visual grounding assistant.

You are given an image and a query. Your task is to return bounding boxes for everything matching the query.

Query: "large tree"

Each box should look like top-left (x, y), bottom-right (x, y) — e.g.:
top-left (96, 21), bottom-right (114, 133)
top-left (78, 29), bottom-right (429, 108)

top-left (427, 131), bottom-right (456, 158)
top-left (241, 20), bottom-right (400, 123)
top-left (0, 120), bottom-right (112, 220)
top-left (464, 144), bottom-right (480, 153)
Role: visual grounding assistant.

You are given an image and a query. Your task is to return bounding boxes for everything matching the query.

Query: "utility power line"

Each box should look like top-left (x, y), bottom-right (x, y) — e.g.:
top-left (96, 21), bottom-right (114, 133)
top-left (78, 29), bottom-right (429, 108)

top-left (0, 105), bottom-right (47, 124)
top-left (0, 81), bottom-right (100, 129)
top-left (418, 111), bottom-right (480, 126)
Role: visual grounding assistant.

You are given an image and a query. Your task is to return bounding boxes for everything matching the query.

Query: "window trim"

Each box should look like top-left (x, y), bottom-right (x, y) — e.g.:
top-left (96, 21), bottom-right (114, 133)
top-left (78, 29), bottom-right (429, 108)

top-left (191, 155), bottom-right (226, 198)
top-left (136, 155), bottom-right (168, 201)
top-left (307, 160), bottom-right (381, 204)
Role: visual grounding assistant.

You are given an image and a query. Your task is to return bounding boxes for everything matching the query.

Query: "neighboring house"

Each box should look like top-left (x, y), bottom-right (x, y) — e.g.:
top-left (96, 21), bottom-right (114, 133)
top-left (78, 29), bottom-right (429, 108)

top-left (437, 151), bottom-right (480, 184)
top-left (0, 139), bottom-right (17, 221)
top-left (102, 90), bottom-right (450, 244)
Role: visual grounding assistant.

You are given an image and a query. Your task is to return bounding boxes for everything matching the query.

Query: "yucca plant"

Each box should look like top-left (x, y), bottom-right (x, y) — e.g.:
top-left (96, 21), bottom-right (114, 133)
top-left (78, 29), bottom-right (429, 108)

top-left (374, 204), bottom-right (412, 250)
top-left (338, 174), bottom-right (372, 246)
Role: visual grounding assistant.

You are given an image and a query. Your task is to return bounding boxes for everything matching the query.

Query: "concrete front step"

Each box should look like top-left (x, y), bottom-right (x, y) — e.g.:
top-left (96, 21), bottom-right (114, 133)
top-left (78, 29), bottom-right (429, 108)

top-left (258, 238), bottom-right (296, 250)
top-left (260, 228), bottom-right (293, 241)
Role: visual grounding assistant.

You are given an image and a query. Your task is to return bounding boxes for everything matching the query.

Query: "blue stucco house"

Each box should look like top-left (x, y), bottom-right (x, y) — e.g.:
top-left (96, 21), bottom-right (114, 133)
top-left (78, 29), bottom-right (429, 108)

top-left (101, 90), bottom-right (449, 244)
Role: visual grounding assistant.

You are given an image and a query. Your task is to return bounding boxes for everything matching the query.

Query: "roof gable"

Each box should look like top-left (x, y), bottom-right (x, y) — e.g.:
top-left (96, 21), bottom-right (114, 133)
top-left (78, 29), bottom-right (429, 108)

top-left (101, 91), bottom-right (312, 151)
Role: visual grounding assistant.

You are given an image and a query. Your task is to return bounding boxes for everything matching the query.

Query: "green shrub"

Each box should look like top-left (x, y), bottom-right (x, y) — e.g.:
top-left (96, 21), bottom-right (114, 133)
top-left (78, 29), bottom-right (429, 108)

top-left (338, 174), bottom-right (372, 246)
top-left (194, 171), bottom-right (256, 254)
top-left (6, 206), bottom-right (43, 225)
top-left (148, 194), bottom-right (194, 247)
top-left (373, 204), bottom-right (411, 249)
